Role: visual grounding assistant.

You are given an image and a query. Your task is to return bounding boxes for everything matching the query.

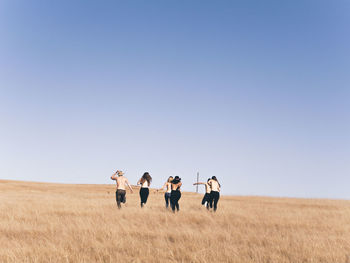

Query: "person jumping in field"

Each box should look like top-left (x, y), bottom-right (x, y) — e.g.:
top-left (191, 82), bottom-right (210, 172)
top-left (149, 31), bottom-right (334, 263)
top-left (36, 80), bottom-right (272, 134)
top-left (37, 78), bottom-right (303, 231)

top-left (208, 176), bottom-right (221, 212)
top-left (111, 170), bottom-right (133, 209)
top-left (137, 172), bottom-right (152, 208)
top-left (170, 176), bottom-right (182, 213)
top-left (159, 176), bottom-right (173, 208)
top-left (193, 178), bottom-right (212, 210)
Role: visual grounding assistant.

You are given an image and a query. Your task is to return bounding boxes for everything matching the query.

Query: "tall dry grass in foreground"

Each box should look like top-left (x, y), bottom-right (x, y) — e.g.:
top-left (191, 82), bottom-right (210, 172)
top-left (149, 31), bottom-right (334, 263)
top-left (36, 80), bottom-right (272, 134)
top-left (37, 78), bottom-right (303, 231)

top-left (0, 180), bottom-right (349, 263)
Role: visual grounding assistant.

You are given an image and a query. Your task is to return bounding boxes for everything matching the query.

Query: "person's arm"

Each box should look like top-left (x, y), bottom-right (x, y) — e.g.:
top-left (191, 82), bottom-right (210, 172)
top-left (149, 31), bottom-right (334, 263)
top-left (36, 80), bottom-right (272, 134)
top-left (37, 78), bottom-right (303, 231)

top-left (111, 172), bottom-right (118, 180)
top-left (126, 179), bottom-right (133, 193)
top-left (155, 182), bottom-right (166, 192)
top-left (193, 182), bottom-right (205, 185)
top-left (173, 182), bottom-right (182, 189)
top-left (159, 182), bottom-right (167, 191)
top-left (137, 179), bottom-right (141, 185)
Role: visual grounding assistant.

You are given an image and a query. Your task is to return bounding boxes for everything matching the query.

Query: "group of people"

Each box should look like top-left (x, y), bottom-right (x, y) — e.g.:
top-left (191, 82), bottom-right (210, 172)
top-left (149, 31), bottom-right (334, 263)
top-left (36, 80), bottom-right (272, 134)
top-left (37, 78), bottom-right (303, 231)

top-left (158, 175), bottom-right (183, 212)
top-left (193, 177), bottom-right (221, 211)
top-left (110, 170), bottom-right (221, 212)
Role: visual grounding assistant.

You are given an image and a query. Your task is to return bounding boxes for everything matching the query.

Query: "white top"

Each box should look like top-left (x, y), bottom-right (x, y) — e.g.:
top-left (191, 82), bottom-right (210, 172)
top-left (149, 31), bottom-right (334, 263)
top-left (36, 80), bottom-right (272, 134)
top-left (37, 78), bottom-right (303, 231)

top-left (166, 182), bottom-right (172, 193)
top-left (141, 180), bottom-right (149, 188)
top-left (209, 179), bottom-right (220, 192)
top-left (205, 183), bottom-right (211, 194)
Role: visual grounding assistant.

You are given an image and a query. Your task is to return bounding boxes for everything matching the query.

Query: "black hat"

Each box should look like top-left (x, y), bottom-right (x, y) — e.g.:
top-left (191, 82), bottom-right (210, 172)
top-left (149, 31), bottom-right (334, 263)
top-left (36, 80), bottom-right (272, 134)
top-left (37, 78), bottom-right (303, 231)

top-left (172, 176), bottom-right (181, 184)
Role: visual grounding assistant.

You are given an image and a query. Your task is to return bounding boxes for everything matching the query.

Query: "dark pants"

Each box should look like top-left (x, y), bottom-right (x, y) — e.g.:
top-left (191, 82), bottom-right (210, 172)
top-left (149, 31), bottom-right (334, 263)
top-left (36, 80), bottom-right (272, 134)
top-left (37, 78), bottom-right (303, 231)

top-left (209, 191), bottom-right (220, 211)
top-left (170, 190), bottom-right (181, 212)
top-left (164, 192), bottom-right (171, 208)
top-left (139, 187), bottom-right (149, 207)
top-left (116, 189), bottom-right (126, 209)
top-left (202, 193), bottom-right (211, 209)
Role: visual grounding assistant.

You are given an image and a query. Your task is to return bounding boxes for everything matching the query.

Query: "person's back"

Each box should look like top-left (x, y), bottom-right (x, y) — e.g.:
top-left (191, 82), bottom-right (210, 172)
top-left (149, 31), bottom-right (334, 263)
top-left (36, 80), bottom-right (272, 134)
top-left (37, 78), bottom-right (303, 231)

top-left (209, 179), bottom-right (220, 192)
top-left (141, 180), bottom-right (149, 188)
top-left (166, 182), bottom-right (172, 193)
top-left (204, 182), bottom-right (211, 193)
top-left (171, 181), bottom-right (181, 191)
top-left (116, 176), bottom-right (129, 190)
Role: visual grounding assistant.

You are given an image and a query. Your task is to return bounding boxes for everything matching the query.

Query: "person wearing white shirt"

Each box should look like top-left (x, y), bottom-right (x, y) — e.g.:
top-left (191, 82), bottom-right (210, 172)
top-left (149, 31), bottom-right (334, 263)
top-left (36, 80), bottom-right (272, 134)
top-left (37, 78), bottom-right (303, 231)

top-left (208, 176), bottom-right (221, 212)
top-left (137, 172), bottom-right (152, 208)
top-left (159, 176), bottom-right (173, 208)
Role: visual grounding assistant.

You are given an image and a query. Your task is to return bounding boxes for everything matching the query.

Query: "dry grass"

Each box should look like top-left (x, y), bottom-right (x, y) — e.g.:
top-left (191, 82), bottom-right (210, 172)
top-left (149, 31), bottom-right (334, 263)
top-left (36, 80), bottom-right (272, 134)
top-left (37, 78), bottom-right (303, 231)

top-left (0, 180), bottom-right (349, 263)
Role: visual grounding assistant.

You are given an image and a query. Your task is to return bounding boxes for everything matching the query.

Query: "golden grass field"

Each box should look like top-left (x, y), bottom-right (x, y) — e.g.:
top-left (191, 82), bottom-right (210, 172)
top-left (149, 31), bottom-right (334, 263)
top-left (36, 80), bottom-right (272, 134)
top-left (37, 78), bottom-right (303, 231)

top-left (0, 180), bottom-right (349, 263)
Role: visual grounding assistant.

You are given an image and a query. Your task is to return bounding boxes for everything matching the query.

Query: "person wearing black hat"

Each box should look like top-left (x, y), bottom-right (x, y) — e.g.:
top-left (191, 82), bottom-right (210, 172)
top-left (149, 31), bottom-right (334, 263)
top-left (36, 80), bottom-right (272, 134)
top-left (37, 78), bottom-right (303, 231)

top-left (170, 176), bottom-right (182, 212)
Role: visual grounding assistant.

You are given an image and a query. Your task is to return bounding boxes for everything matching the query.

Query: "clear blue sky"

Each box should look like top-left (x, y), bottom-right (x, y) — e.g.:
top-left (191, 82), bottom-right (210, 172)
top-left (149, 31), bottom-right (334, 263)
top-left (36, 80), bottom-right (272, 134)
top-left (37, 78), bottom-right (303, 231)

top-left (0, 0), bottom-right (349, 198)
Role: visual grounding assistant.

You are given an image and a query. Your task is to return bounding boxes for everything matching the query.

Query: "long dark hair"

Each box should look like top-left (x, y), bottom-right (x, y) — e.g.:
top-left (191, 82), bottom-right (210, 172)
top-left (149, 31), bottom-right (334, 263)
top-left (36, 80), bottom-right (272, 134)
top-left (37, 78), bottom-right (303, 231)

top-left (172, 176), bottom-right (181, 185)
top-left (211, 176), bottom-right (221, 187)
top-left (140, 172), bottom-right (152, 185)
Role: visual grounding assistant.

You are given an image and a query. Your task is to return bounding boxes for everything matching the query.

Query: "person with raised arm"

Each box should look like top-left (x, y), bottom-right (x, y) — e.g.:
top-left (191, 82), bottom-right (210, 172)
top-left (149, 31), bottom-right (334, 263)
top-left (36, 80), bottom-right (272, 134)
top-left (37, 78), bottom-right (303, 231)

top-left (159, 176), bottom-right (173, 208)
top-left (170, 176), bottom-right (182, 213)
top-left (111, 170), bottom-right (133, 209)
top-left (193, 178), bottom-right (212, 210)
top-left (208, 176), bottom-right (221, 212)
top-left (137, 172), bottom-right (152, 208)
